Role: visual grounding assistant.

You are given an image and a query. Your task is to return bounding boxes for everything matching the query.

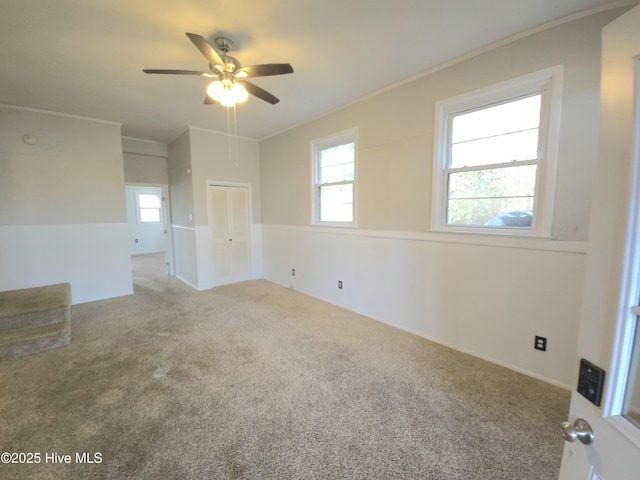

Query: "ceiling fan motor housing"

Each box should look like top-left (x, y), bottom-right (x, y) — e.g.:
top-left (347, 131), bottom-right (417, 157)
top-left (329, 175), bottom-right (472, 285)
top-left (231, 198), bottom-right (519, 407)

top-left (219, 55), bottom-right (240, 73)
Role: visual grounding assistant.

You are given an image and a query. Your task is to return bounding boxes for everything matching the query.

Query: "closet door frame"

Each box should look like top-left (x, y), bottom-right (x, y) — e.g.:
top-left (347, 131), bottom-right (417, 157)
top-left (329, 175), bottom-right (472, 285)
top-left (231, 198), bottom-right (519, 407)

top-left (206, 180), bottom-right (253, 286)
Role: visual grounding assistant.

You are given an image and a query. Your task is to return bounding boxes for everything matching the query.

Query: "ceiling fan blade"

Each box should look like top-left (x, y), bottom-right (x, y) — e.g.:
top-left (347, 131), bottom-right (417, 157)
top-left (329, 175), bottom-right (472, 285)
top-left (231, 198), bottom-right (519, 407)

top-left (235, 64), bottom-right (294, 78)
top-left (204, 95), bottom-right (216, 105)
top-left (185, 32), bottom-right (226, 70)
top-left (143, 69), bottom-right (213, 77)
top-left (242, 81), bottom-right (280, 105)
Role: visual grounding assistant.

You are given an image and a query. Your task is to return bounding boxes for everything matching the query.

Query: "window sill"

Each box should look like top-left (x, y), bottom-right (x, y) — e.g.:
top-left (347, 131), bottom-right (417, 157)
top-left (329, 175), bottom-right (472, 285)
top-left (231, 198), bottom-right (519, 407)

top-left (431, 224), bottom-right (551, 238)
top-left (263, 224), bottom-right (586, 254)
top-left (311, 222), bottom-right (359, 229)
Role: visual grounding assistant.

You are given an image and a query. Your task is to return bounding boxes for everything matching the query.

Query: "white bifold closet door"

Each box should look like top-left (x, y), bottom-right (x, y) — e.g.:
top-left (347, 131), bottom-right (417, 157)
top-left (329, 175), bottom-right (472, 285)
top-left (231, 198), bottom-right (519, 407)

top-left (208, 185), bottom-right (251, 286)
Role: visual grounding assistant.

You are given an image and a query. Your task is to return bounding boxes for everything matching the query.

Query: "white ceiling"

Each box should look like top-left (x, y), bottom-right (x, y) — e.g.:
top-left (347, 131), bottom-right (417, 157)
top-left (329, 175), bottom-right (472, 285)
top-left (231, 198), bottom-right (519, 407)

top-left (0, 0), bottom-right (630, 142)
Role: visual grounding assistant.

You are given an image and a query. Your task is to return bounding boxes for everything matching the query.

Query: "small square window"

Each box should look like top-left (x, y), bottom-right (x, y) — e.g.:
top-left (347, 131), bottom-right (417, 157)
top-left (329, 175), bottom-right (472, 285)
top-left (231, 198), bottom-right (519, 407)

top-left (138, 193), bottom-right (162, 224)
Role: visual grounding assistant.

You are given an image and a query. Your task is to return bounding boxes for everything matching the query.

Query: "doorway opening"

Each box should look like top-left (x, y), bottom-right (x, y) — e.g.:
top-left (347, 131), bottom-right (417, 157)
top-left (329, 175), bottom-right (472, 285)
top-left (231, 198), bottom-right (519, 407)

top-left (125, 184), bottom-right (174, 283)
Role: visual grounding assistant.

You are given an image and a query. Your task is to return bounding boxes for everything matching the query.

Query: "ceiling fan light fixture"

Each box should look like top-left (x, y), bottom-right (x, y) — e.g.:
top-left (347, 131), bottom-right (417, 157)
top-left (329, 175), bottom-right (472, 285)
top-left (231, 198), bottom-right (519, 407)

top-left (218, 84), bottom-right (238, 107)
top-left (208, 80), bottom-right (249, 107)
top-left (231, 83), bottom-right (249, 103)
top-left (207, 80), bottom-right (225, 101)
top-left (220, 91), bottom-right (236, 107)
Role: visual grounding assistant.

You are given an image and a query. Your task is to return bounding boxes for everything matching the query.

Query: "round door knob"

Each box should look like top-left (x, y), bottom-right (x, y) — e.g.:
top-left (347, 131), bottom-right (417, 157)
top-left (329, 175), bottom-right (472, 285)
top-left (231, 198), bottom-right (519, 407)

top-left (560, 418), bottom-right (594, 445)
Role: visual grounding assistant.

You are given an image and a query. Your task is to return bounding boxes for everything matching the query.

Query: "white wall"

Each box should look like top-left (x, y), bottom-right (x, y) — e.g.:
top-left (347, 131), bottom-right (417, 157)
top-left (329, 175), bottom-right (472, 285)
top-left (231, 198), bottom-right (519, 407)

top-left (263, 226), bottom-right (585, 387)
top-left (189, 127), bottom-right (262, 289)
top-left (167, 129), bottom-right (197, 286)
top-left (167, 126), bottom-right (262, 290)
top-left (171, 226), bottom-right (198, 288)
top-left (0, 106), bottom-right (132, 304)
top-left (122, 136), bottom-right (169, 185)
top-left (122, 136), bottom-right (168, 158)
top-left (123, 153), bottom-right (168, 185)
top-left (1, 223), bottom-right (131, 304)
top-left (258, 9), bottom-right (625, 387)
top-left (188, 127), bottom-right (261, 225)
top-left (260, 10), bottom-right (617, 238)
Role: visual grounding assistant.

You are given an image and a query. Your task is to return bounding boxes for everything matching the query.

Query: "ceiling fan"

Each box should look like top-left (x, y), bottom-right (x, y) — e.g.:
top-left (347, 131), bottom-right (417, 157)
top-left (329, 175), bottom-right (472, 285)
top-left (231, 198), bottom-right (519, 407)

top-left (143, 33), bottom-right (293, 107)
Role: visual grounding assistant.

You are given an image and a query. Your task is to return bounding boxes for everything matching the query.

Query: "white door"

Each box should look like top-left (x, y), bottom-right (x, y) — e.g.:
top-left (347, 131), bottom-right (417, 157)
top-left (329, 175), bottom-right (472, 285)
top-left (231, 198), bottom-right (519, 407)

top-left (558, 6), bottom-right (640, 480)
top-left (208, 185), bottom-right (251, 286)
top-left (126, 185), bottom-right (166, 255)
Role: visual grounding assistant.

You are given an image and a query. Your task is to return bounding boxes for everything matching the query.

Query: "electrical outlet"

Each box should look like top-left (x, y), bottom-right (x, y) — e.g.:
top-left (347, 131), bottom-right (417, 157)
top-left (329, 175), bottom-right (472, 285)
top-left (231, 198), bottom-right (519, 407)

top-left (292, 269), bottom-right (296, 276)
top-left (534, 336), bottom-right (547, 351)
top-left (338, 281), bottom-right (343, 289)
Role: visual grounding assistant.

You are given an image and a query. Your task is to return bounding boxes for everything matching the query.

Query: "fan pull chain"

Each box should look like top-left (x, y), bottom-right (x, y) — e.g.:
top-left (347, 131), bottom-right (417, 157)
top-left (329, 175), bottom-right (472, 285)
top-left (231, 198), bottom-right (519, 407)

top-left (227, 105), bottom-right (232, 162)
top-left (233, 105), bottom-right (239, 167)
top-left (225, 106), bottom-right (240, 166)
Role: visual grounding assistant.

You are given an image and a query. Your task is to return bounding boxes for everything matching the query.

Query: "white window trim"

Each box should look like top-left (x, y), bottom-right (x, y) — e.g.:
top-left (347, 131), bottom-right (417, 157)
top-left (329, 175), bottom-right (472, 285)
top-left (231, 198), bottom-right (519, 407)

top-left (431, 65), bottom-right (564, 237)
top-left (136, 192), bottom-right (162, 225)
top-left (310, 127), bottom-right (359, 227)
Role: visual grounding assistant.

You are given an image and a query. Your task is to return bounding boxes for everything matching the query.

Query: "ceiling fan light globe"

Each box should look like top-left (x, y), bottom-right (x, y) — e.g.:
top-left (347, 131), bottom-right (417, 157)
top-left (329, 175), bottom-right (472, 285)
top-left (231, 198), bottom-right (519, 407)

top-left (231, 83), bottom-right (249, 103)
top-left (220, 88), bottom-right (236, 107)
top-left (206, 80), bottom-right (225, 101)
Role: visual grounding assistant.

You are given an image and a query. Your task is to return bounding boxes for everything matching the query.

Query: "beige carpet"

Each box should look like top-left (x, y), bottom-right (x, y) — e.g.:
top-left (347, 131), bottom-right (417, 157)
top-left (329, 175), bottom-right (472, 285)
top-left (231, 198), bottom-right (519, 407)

top-left (0, 254), bottom-right (569, 479)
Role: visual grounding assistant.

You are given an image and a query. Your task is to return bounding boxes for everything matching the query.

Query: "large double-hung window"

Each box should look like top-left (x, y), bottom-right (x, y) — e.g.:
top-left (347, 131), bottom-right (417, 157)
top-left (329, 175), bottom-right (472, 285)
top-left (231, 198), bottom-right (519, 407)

top-left (432, 66), bottom-right (563, 236)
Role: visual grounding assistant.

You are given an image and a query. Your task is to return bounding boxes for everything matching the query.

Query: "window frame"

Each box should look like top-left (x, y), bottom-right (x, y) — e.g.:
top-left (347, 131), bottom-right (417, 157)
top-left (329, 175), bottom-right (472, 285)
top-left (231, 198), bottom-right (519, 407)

top-left (310, 127), bottom-right (359, 227)
top-left (431, 65), bottom-right (563, 237)
top-left (137, 192), bottom-right (162, 225)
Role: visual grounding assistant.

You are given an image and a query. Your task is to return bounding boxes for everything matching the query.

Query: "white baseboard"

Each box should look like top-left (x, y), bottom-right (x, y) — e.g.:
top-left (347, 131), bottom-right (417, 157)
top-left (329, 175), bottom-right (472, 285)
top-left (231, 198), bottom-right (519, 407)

top-left (175, 274), bottom-right (200, 291)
